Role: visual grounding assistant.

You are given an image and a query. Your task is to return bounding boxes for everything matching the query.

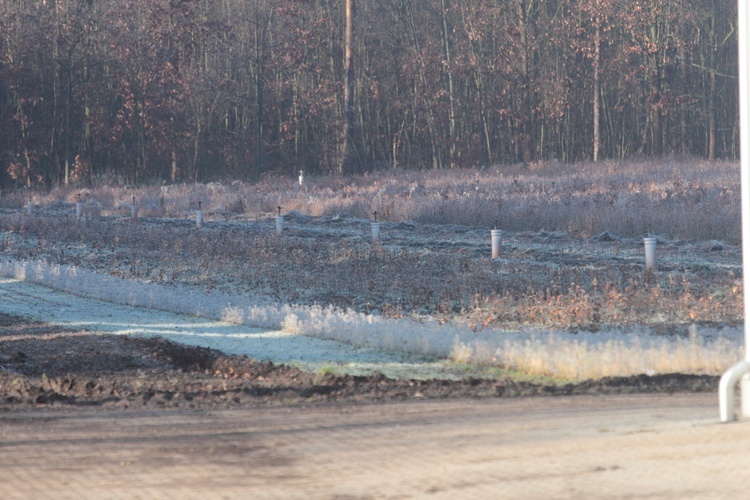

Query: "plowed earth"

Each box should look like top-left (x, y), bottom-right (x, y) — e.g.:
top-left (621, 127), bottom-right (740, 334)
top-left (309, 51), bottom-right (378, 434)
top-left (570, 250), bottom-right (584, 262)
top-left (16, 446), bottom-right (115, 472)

top-left (0, 313), bottom-right (718, 411)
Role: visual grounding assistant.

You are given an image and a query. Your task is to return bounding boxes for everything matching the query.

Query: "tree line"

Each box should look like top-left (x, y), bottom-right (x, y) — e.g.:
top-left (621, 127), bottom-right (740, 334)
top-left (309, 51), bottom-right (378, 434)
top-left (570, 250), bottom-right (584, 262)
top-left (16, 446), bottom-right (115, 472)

top-left (0, 0), bottom-right (739, 187)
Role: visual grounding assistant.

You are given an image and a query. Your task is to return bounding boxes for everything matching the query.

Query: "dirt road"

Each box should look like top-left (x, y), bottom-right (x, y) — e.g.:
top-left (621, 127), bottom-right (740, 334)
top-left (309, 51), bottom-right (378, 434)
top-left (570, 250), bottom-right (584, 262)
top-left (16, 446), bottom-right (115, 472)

top-left (0, 393), bottom-right (747, 499)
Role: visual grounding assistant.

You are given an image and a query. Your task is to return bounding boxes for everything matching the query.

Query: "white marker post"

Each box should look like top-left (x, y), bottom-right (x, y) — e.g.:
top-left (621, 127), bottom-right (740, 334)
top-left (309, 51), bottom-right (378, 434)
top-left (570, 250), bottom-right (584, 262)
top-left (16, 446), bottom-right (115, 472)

top-left (76, 194), bottom-right (83, 220)
top-left (371, 211), bottom-right (380, 244)
top-left (719, 0), bottom-right (750, 422)
top-left (643, 237), bottom-right (657, 271)
top-left (491, 229), bottom-right (502, 259)
top-left (275, 206), bottom-right (284, 234)
top-left (196, 201), bottom-right (204, 229)
top-left (130, 196), bottom-right (139, 223)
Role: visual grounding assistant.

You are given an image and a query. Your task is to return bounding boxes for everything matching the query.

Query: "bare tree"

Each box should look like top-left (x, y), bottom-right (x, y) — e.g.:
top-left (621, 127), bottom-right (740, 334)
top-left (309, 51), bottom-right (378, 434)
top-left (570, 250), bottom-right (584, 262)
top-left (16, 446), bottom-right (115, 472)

top-left (338, 0), bottom-right (356, 174)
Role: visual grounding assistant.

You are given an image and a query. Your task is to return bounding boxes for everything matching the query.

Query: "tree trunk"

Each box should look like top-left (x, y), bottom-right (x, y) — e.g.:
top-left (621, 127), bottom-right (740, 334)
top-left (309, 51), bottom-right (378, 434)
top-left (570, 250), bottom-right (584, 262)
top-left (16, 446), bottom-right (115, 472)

top-left (593, 16), bottom-right (600, 162)
top-left (440, 0), bottom-right (457, 167)
top-left (678, 40), bottom-right (688, 155)
top-left (517, 0), bottom-right (535, 164)
top-left (338, 0), bottom-right (356, 175)
top-left (707, 0), bottom-right (717, 159)
top-left (253, 0), bottom-right (270, 177)
top-left (647, 4), bottom-right (664, 157)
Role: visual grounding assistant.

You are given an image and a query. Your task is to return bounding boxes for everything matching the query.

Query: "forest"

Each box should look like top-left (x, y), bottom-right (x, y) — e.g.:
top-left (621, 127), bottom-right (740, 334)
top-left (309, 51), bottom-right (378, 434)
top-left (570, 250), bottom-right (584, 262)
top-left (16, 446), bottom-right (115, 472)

top-left (0, 0), bottom-right (740, 187)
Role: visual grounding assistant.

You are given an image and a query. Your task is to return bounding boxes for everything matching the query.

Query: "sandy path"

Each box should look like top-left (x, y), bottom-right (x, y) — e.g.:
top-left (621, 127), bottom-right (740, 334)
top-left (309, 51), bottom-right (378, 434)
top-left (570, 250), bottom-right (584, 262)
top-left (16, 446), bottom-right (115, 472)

top-left (0, 394), bottom-right (747, 499)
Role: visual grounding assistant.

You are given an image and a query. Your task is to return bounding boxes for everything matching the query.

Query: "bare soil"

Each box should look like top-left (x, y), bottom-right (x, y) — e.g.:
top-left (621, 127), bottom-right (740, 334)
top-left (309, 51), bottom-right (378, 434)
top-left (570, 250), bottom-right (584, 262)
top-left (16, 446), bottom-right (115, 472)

top-left (0, 313), bottom-right (718, 412)
top-left (4, 394), bottom-right (747, 499)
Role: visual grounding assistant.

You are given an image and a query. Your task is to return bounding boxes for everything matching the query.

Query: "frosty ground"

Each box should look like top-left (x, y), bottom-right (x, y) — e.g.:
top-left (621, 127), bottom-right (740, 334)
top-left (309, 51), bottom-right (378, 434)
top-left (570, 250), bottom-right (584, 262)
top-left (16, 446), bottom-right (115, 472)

top-left (0, 183), bottom-right (746, 499)
top-left (0, 202), bottom-right (738, 409)
top-left (0, 277), bottom-right (479, 380)
top-left (0, 202), bottom-right (744, 381)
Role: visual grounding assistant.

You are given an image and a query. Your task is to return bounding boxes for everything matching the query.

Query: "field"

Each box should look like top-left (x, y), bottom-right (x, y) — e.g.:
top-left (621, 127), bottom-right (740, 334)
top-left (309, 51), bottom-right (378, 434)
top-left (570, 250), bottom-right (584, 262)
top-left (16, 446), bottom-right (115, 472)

top-left (0, 158), bottom-right (745, 382)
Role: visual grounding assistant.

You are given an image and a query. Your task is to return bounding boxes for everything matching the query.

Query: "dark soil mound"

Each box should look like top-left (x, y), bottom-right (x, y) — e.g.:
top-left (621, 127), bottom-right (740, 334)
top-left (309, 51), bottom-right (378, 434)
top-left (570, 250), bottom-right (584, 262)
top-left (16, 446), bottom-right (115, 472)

top-left (0, 316), bottom-right (720, 411)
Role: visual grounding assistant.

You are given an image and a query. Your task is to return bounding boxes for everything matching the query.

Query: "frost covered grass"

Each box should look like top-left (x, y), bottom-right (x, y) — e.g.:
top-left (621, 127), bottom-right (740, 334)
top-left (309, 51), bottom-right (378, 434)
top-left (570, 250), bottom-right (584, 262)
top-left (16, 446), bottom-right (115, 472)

top-left (0, 158), bottom-right (744, 380)
top-left (0, 211), bottom-right (741, 332)
top-left (4, 156), bottom-right (739, 241)
top-left (0, 258), bottom-right (741, 381)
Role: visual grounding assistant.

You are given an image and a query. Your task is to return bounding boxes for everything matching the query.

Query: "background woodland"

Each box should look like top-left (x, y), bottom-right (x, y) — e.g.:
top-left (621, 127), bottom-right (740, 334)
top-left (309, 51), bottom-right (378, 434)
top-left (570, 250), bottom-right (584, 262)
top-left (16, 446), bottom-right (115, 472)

top-left (0, 0), bottom-right (740, 187)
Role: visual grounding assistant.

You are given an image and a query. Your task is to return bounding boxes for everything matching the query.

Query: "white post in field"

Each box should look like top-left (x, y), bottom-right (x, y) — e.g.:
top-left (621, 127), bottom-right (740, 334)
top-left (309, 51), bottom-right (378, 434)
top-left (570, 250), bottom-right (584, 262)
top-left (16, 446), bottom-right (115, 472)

top-left (196, 201), bottom-right (204, 229)
top-left (643, 237), bottom-right (657, 271)
top-left (491, 229), bottom-right (502, 259)
top-left (130, 196), bottom-right (139, 223)
top-left (719, 0), bottom-right (750, 422)
top-left (76, 194), bottom-right (83, 220)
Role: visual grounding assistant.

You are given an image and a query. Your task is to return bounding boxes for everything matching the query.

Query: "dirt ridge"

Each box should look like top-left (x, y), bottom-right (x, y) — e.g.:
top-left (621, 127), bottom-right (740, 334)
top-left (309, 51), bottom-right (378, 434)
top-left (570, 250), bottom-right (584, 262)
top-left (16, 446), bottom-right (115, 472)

top-left (0, 318), bottom-right (719, 411)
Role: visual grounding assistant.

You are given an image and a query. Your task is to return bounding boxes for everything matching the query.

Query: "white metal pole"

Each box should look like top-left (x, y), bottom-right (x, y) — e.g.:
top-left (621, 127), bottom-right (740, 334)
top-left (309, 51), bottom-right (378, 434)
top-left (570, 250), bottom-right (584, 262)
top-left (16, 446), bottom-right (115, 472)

top-left (740, 0), bottom-right (750, 351)
top-left (719, 0), bottom-right (750, 422)
top-left (739, 0), bottom-right (750, 415)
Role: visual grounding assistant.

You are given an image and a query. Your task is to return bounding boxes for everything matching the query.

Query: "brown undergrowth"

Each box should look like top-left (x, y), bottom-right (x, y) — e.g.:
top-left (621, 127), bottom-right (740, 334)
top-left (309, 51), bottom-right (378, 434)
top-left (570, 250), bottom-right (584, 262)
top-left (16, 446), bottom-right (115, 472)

top-left (0, 211), bottom-right (742, 333)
